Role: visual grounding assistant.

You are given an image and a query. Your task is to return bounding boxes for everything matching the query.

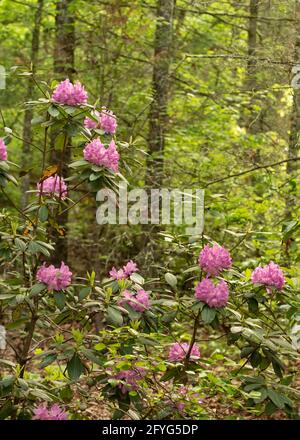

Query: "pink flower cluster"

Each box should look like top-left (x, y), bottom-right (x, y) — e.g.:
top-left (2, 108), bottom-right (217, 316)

top-left (198, 244), bottom-right (232, 276)
top-left (195, 278), bottom-right (229, 308)
top-left (52, 79), bottom-right (88, 106)
top-left (0, 138), bottom-right (7, 161)
top-left (109, 260), bottom-right (138, 280)
top-left (37, 175), bottom-right (68, 200)
top-left (118, 289), bottom-right (150, 313)
top-left (84, 109), bottom-right (117, 134)
top-left (195, 243), bottom-right (231, 309)
top-left (36, 261), bottom-right (72, 291)
top-left (168, 342), bottom-right (200, 362)
top-left (83, 138), bottom-right (119, 172)
top-left (32, 403), bottom-right (68, 420)
top-left (251, 261), bottom-right (285, 292)
top-left (114, 367), bottom-right (146, 394)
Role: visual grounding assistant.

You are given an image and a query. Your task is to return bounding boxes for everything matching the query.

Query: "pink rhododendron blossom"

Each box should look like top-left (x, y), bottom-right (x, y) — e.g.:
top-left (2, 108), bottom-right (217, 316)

top-left (251, 261), bottom-right (285, 292)
top-left (0, 138), bottom-right (7, 161)
top-left (100, 109), bottom-right (117, 134)
top-left (109, 267), bottom-right (126, 280)
top-left (37, 175), bottom-right (68, 200)
top-left (84, 110), bottom-right (100, 129)
top-left (36, 261), bottom-right (72, 291)
top-left (52, 79), bottom-right (88, 106)
top-left (109, 260), bottom-right (139, 280)
top-left (194, 278), bottom-right (229, 308)
top-left (84, 109), bottom-right (117, 134)
top-left (33, 403), bottom-right (68, 420)
top-left (118, 289), bottom-right (150, 313)
top-left (83, 138), bottom-right (119, 172)
top-left (114, 367), bottom-right (146, 394)
top-left (123, 260), bottom-right (138, 276)
top-left (168, 342), bottom-right (200, 362)
top-left (198, 244), bottom-right (232, 276)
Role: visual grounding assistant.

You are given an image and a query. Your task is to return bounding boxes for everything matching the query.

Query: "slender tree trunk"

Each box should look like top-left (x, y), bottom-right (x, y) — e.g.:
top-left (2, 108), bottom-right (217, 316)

top-left (20, 0), bottom-right (43, 209)
top-left (246, 0), bottom-right (259, 94)
top-left (145, 0), bottom-right (175, 189)
top-left (286, 0), bottom-right (300, 218)
top-left (244, 0), bottom-right (261, 138)
top-left (140, 0), bottom-right (174, 271)
top-left (50, 0), bottom-right (75, 264)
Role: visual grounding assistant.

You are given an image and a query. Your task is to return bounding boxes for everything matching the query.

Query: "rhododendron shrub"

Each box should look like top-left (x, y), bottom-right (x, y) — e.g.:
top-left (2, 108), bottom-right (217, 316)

top-left (0, 78), bottom-right (298, 421)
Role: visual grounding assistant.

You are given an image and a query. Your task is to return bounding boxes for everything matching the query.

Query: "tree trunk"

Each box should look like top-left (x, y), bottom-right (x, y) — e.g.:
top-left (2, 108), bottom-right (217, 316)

top-left (145, 0), bottom-right (175, 189)
top-left (140, 0), bottom-right (174, 272)
top-left (286, 0), bottom-right (300, 218)
top-left (246, 0), bottom-right (259, 95)
top-left (244, 0), bottom-right (261, 138)
top-left (50, 0), bottom-right (75, 264)
top-left (20, 0), bottom-right (43, 209)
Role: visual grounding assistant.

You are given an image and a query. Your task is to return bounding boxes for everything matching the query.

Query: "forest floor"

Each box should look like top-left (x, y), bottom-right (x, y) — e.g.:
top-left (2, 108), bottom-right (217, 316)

top-left (3, 333), bottom-right (299, 420)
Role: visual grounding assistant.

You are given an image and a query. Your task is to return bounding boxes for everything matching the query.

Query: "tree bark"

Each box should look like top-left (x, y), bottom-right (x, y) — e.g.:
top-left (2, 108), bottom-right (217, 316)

top-left (50, 0), bottom-right (75, 264)
top-left (286, 0), bottom-right (300, 217)
top-left (145, 0), bottom-right (175, 189)
top-left (20, 0), bottom-right (43, 209)
top-left (244, 0), bottom-right (261, 137)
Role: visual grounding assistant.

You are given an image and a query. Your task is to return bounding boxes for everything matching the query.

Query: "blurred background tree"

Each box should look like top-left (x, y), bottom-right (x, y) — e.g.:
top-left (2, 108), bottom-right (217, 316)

top-left (0, 0), bottom-right (299, 279)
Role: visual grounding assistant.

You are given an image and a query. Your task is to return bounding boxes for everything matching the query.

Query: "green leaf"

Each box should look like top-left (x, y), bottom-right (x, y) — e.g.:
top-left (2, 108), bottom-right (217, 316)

top-left (137, 336), bottom-right (157, 346)
top-left (79, 287), bottom-right (91, 300)
top-left (264, 401), bottom-right (277, 416)
top-left (250, 351), bottom-right (262, 368)
top-left (3, 173), bottom-right (18, 186)
top-left (244, 383), bottom-right (263, 392)
top-left (39, 353), bottom-right (57, 368)
top-left (201, 306), bottom-right (216, 324)
top-left (248, 298), bottom-right (259, 314)
top-left (112, 409), bottom-right (124, 420)
top-left (0, 175), bottom-right (7, 187)
top-left (94, 343), bottom-right (106, 351)
top-left (89, 173), bottom-right (101, 181)
top-left (161, 367), bottom-right (180, 382)
top-left (30, 283), bottom-right (46, 297)
top-left (0, 293), bottom-right (16, 300)
top-left (81, 348), bottom-right (102, 366)
top-left (107, 306), bottom-right (123, 327)
top-left (53, 292), bottom-right (66, 310)
top-left (39, 205), bottom-right (49, 222)
top-left (129, 273), bottom-right (145, 285)
top-left (48, 105), bottom-right (60, 118)
top-left (28, 241), bottom-right (50, 257)
top-left (164, 272), bottom-right (177, 288)
top-left (0, 161), bottom-right (10, 171)
top-left (31, 115), bottom-right (46, 125)
top-left (240, 345), bottom-right (255, 358)
top-left (67, 353), bottom-right (85, 380)
top-left (14, 238), bottom-right (27, 252)
top-left (60, 385), bottom-right (73, 403)
top-left (0, 401), bottom-right (14, 420)
top-left (272, 360), bottom-right (283, 378)
top-left (267, 389), bottom-right (285, 409)
top-left (64, 106), bottom-right (77, 114)
top-left (69, 160), bottom-right (89, 169)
